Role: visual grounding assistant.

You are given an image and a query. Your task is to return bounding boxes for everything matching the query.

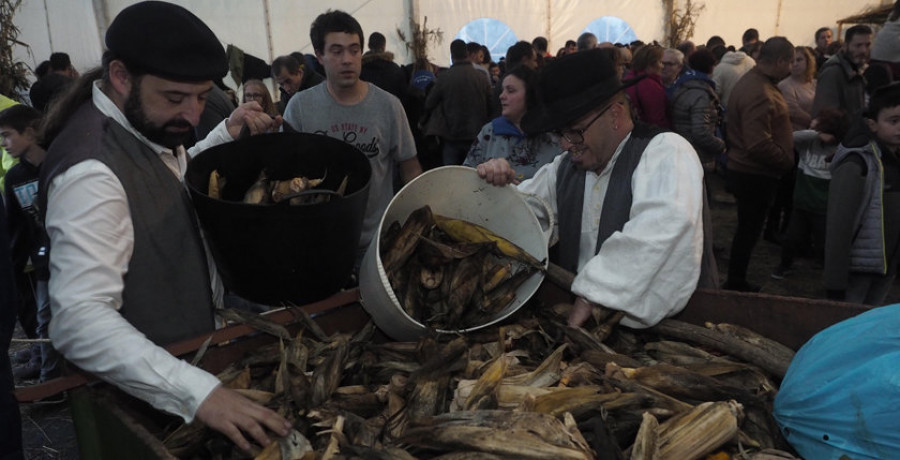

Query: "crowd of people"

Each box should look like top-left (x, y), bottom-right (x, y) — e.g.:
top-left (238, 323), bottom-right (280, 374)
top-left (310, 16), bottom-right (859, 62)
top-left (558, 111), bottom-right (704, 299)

top-left (1, 0), bottom-right (900, 457)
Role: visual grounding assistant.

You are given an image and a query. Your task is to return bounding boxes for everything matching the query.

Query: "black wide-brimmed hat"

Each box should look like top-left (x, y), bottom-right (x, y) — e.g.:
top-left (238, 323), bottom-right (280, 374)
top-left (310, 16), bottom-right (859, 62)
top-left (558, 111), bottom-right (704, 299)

top-left (522, 48), bottom-right (642, 134)
top-left (105, 1), bottom-right (227, 82)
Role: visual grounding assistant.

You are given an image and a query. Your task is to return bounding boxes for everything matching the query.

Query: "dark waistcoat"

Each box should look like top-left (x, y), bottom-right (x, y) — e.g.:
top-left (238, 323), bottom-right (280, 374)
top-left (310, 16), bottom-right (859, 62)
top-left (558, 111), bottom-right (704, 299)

top-left (40, 102), bottom-right (215, 345)
top-left (554, 123), bottom-right (718, 288)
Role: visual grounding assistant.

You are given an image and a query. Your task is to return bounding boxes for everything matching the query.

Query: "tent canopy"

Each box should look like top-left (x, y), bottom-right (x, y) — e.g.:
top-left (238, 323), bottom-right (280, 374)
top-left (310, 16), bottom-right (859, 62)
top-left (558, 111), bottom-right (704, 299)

top-left (8, 0), bottom-right (889, 88)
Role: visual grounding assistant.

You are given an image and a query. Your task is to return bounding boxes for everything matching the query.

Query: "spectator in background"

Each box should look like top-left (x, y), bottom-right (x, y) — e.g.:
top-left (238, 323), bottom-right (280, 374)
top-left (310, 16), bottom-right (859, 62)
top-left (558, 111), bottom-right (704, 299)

top-left (361, 31), bottom-right (408, 100)
top-left (467, 42), bottom-right (492, 84)
top-left (506, 41), bottom-right (539, 70)
top-left (565, 39), bottom-right (577, 55)
top-left (669, 48), bottom-right (726, 171)
top-left (740, 28), bottom-right (760, 53)
top-left (771, 108), bottom-right (848, 280)
top-left (812, 25), bottom-right (873, 118)
top-left (814, 27), bottom-right (834, 71)
top-left (489, 41), bottom-right (540, 116)
top-left (722, 37), bottom-right (796, 292)
top-left (194, 81), bottom-right (237, 144)
top-left (824, 83), bottom-right (900, 305)
top-left (242, 79), bottom-right (277, 116)
top-left (532, 36), bottom-right (552, 66)
top-left (744, 41), bottom-right (763, 61)
top-left (630, 40), bottom-right (646, 56)
top-left (661, 48), bottom-right (685, 93)
top-left (618, 45), bottom-right (633, 73)
top-left (577, 32), bottom-right (598, 51)
top-left (33, 60), bottom-right (50, 80)
top-left (424, 39), bottom-right (492, 165)
top-left (29, 52), bottom-right (77, 113)
top-left (624, 44), bottom-right (671, 128)
top-left (489, 62), bottom-right (501, 87)
top-left (677, 40), bottom-right (697, 69)
top-left (599, 47), bottom-right (626, 80)
top-left (779, 46), bottom-right (817, 131)
top-left (284, 10), bottom-right (422, 267)
top-left (271, 54), bottom-right (324, 115)
top-left (764, 46), bottom-right (819, 243)
top-left (712, 47), bottom-right (756, 108)
top-left (707, 36), bottom-right (726, 49)
top-left (0, 94), bottom-right (19, 192)
top-left (870, 1), bottom-right (900, 84)
top-left (463, 65), bottom-right (560, 180)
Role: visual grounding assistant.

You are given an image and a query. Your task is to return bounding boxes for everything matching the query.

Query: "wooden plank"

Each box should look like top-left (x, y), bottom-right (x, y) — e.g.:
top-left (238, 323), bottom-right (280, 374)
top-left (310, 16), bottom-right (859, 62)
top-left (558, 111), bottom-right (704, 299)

top-left (674, 288), bottom-right (869, 351)
top-left (16, 289), bottom-right (362, 403)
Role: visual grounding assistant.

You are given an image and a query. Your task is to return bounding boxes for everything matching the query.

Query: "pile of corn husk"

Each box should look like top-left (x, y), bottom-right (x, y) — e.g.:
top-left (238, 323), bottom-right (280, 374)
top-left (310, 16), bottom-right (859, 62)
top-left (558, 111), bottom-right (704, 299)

top-left (162, 303), bottom-right (800, 460)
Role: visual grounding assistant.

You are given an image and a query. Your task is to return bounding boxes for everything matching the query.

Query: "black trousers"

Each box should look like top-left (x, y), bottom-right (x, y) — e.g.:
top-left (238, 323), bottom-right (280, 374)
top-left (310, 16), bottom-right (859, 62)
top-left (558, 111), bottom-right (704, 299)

top-left (0, 199), bottom-right (24, 460)
top-left (726, 169), bottom-right (779, 285)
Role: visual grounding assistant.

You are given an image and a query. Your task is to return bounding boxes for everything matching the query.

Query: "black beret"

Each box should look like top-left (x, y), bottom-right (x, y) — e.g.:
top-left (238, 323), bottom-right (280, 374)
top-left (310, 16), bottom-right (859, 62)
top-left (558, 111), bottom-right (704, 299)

top-left (105, 1), bottom-right (227, 82)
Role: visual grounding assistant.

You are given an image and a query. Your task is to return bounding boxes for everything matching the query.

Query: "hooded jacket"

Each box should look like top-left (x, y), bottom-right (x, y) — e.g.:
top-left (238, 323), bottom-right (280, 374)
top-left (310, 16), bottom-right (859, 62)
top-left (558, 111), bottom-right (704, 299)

top-left (361, 51), bottom-right (408, 100)
top-left (669, 70), bottom-right (725, 162)
top-left (712, 51), bottom-right (756, 108)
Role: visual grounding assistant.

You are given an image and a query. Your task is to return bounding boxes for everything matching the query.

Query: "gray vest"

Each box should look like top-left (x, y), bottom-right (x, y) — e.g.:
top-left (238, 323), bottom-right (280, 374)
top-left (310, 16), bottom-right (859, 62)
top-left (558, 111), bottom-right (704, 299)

top-left (40, 102), bottom-right (215, 345)
top-left (831, 141), bottom-right (888, 275)
top-left (555, 123), bottom-right (718, 287)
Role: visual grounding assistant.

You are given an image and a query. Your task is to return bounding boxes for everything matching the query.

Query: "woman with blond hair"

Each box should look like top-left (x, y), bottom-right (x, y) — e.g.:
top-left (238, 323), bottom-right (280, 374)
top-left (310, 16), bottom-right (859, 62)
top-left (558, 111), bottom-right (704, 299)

top-left (778, 46), bottom-right (817, 130)
top-left (241, 79), bottom-right (278, 116)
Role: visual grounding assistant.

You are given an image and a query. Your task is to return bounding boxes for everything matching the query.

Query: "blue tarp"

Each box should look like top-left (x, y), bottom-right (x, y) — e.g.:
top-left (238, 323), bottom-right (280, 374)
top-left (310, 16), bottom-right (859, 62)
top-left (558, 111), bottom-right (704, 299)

top-left (773, 304), bottom-right (900, 460)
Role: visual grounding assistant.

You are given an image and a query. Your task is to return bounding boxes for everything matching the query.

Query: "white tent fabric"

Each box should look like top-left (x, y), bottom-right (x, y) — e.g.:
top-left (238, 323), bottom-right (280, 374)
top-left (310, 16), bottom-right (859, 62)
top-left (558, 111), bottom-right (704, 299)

top-left (10, 0), bottom-right (887, 85)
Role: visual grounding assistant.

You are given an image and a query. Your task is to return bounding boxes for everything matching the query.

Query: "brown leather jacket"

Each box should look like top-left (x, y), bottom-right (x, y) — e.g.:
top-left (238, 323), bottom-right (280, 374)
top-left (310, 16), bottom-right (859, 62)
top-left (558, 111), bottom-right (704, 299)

top-left (725, 67), bottom-right (795, 178)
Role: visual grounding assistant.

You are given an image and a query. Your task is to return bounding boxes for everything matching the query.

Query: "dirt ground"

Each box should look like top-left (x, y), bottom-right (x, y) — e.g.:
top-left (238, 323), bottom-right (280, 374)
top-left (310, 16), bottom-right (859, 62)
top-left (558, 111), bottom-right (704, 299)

top-left (10, 170), bottom-right (900, 459)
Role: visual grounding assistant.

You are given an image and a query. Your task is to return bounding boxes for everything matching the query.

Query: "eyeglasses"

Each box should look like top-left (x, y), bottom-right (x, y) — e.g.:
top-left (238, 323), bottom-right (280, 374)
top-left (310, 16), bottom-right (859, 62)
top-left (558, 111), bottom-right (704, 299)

top-left (662, 61), bottom-right (680, 67)
top-left (558, 102), bottom-right (616, 145)
top-left (244, 93), bottom-right (265, 101)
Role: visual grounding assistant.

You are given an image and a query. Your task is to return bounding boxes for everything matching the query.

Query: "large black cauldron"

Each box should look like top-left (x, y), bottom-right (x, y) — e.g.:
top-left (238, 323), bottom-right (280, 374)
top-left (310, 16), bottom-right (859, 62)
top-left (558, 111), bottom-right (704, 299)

top-left (185, 132), bottom-right (371, 305)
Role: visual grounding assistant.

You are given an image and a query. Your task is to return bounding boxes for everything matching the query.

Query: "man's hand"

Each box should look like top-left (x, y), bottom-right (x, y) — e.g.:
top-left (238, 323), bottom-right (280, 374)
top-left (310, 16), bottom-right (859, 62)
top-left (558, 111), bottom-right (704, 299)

top-left (568, 296), bottom-right (596, 328)
top-left (195, 385), bottom-right (292, 453)
top-left (226, 102), bottom-right (283, 139)
top-left (476, 158), bottom-right (519, 186)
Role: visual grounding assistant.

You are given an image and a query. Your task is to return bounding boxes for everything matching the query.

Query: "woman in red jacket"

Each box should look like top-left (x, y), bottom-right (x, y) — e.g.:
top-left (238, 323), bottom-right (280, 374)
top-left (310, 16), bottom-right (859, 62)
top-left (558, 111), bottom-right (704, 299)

top-left (624, 44), bottom-right (671, 128)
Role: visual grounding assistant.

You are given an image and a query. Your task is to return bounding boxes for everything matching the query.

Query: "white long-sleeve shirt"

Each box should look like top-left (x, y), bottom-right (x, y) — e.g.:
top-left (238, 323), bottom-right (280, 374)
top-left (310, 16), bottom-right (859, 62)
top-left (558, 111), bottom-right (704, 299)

top-left (518, 131), bottom-right (704, 328)
top-left (45, 82), bottom-right (233, 421)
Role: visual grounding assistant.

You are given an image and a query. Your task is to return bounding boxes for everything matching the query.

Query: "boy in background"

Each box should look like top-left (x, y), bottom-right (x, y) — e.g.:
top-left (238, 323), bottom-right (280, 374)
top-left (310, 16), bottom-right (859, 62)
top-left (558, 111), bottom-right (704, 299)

top-left (772, 108), bottom-right (848, 280)
top-left (824, 84), bottom-right (900, 305)
top-left (0, 105), bottom-right (61, 384)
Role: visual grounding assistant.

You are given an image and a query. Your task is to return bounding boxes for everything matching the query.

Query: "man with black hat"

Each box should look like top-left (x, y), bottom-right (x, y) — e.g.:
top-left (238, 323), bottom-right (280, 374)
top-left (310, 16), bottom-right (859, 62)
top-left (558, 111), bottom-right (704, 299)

top-left (477, 48), bottom-right (706, 329)
top-left (38, 1), bottom-right (289, 452)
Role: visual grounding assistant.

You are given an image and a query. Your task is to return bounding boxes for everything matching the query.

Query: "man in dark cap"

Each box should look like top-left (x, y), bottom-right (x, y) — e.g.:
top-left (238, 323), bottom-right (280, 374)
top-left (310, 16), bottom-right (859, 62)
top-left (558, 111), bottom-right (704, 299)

top-left (38, 1), bottom-right (288, 452)
top-left (477, 48), bottom-right (707, 329)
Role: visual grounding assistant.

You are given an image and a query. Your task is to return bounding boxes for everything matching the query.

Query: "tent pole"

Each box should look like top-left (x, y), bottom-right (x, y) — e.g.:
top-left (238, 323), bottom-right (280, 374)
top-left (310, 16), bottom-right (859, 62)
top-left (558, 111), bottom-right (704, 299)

top-left (774, 0), bottom-right (783, 35)
top-left (42, 0), bottom-right (53, 50)
top-left (263, 0), bottom-right (275, 96)
top-left (545, 0), bottom-right (551, 45)
top-left (91, 0), bottom-right (109, 56)
top-left (407, 0), bottom-right (420, 65)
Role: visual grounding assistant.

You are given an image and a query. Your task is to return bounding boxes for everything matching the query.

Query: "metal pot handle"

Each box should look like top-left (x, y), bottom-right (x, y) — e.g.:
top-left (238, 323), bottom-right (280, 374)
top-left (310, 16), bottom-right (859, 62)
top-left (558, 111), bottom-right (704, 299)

top-left (276, 189), bottom-right (342, 204)
top-left (516, 191), bottom-right (555, 245)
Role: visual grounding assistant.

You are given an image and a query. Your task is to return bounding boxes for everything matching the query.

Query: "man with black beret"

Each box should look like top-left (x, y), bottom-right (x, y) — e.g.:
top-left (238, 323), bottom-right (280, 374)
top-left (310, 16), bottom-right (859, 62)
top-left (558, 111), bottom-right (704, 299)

top-left (477, 48), bottom-right (710, 329)
top-left (38, 1), bottom-right (288, 452)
